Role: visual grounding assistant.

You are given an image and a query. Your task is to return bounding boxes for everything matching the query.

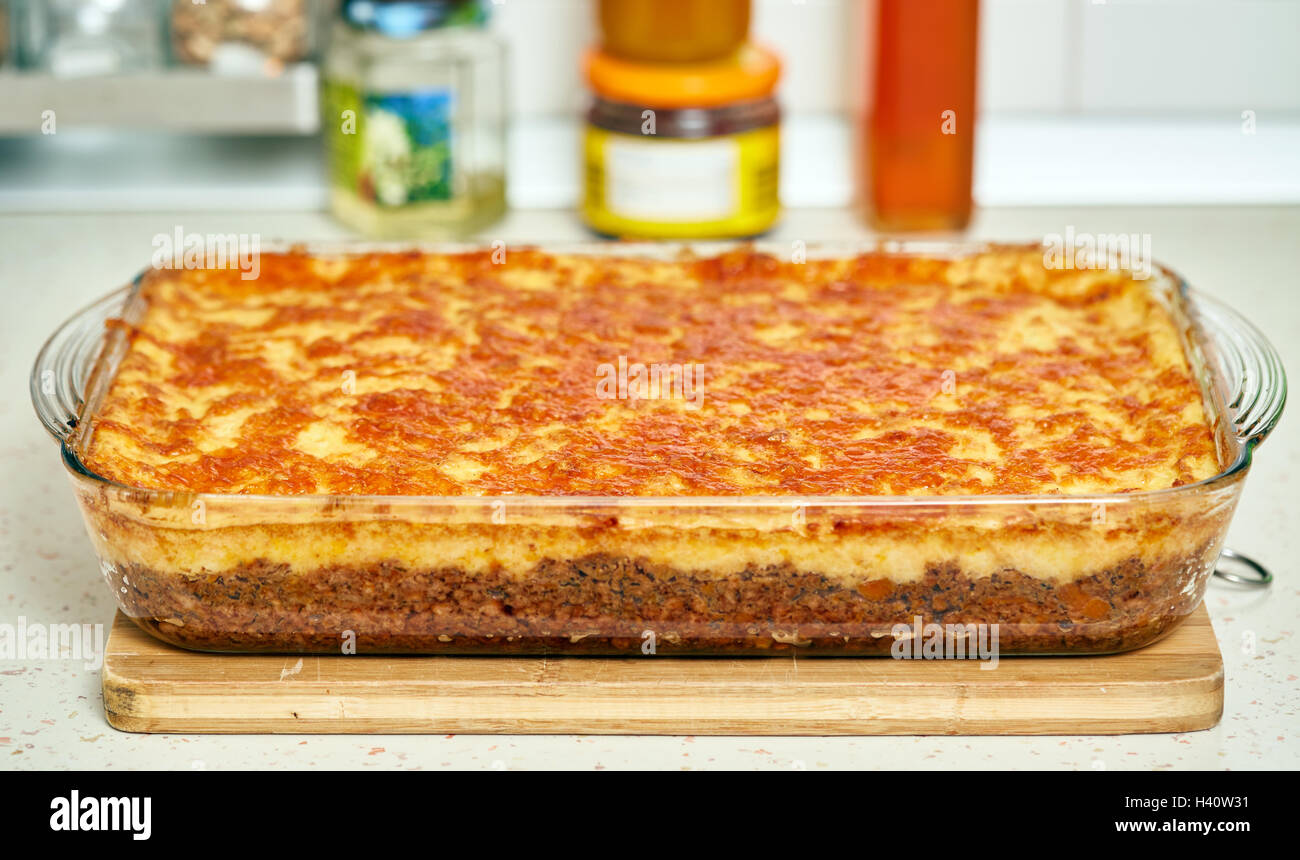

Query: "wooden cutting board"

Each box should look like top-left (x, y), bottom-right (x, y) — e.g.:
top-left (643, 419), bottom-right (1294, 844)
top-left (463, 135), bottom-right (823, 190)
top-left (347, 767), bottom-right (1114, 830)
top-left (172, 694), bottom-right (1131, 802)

top-left (102, 607), bottom-right (1223, 735)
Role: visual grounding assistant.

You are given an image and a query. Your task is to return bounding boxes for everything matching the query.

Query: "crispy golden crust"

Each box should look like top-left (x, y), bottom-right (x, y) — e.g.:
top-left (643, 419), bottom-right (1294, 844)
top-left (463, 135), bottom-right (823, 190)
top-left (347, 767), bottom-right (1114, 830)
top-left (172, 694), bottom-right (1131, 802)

top-left (82, 247), bottom-right (1219, 497)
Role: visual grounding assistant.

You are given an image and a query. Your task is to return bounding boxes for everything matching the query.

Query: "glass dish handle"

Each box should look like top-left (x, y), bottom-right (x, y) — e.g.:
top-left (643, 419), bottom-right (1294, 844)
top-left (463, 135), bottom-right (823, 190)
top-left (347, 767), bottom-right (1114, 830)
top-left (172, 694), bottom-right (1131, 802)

top-left (1192, 289), bottom-right (1287, 448)
top-left (30, 287), bottom-right (131, 442)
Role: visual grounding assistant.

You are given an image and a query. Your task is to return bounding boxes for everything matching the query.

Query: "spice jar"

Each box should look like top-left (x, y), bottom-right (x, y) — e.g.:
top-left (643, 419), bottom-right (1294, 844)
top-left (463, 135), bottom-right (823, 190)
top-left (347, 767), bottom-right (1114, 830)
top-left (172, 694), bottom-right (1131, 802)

top-left (598, 0), bottom-right (750, 63)
top-left (17, 0), bottom-right (164, 76)
top-left (322, 0), bottom-right (507, 239)
top-left (0, 1), bottom-right (9, 67)
top-left (168, 0), bottom-right (318, 73)
top-left (582, 44), bottom-right (781, 240)
top-left (0, 0), bottom-right (8, 67)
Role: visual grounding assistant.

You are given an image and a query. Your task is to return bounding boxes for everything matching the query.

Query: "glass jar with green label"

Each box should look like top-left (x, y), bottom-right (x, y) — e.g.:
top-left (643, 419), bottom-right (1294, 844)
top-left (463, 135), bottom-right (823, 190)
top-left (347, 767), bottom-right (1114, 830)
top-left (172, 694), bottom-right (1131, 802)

top-left (323, 0), bottom-right (506, 238)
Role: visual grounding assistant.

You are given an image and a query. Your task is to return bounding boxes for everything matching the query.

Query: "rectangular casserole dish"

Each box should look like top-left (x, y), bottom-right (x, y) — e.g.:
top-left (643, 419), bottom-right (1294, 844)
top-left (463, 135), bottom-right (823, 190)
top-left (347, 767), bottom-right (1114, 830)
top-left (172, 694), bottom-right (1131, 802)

top-left (31, 242), bottom-right (1285, 656)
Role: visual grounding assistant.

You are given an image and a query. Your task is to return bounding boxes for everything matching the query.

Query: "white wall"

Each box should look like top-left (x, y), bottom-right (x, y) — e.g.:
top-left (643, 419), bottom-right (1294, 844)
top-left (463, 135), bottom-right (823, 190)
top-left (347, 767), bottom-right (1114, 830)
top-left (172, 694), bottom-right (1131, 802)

top-left (492, 0), bottom-right (1300, 118)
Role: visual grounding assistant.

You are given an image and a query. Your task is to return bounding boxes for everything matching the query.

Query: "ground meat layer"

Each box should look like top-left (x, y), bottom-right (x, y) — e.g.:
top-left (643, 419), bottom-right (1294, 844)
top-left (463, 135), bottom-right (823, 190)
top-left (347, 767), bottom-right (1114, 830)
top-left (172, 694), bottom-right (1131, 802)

top-left (107, 550), bottom-right (1210, 656)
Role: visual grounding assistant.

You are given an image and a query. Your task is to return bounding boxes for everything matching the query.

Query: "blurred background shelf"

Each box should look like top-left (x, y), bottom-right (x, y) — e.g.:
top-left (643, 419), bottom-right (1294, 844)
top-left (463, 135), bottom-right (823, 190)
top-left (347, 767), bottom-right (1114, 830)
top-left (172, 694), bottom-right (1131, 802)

top-left (0, 65), bottom-right (320, 135)
top-left (3, 115), bottom-right (1298, 213)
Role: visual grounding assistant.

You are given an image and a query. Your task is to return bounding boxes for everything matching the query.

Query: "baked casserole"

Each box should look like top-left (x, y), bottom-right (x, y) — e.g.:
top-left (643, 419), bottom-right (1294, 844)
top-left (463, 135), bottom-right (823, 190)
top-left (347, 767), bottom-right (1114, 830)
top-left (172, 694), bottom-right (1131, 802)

top-left (33, 244), bottom-right (1285, 654)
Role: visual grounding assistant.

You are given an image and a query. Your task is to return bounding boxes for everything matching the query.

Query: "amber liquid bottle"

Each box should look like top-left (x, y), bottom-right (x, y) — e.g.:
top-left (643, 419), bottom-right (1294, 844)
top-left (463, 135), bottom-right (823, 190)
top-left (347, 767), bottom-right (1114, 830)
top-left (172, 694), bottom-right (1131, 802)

top-left (598, 0), bottom-right (750, 62)
top-left (861, 0), bottom-right (979, 232)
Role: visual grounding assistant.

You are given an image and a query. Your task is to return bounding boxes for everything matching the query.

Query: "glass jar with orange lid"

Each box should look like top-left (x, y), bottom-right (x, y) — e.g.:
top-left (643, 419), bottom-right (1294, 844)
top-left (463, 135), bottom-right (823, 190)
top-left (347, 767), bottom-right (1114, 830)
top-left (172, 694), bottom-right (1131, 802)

top-left (598, 0), bottom-right (750, 63)
top-left (582, 44), bottom-right (782, 239)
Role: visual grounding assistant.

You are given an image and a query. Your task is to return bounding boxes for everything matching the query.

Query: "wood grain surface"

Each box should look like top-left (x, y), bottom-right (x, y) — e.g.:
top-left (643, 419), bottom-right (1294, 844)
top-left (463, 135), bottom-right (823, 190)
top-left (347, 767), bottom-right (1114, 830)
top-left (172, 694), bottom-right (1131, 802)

top-left (102, 608), bottom-right (1223, 736)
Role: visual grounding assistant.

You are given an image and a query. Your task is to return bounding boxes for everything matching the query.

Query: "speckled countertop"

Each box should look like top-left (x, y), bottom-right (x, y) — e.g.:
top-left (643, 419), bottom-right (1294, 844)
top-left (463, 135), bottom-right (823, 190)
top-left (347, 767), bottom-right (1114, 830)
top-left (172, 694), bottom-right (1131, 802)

top-left (2, 206), bottom-right (1295, 770)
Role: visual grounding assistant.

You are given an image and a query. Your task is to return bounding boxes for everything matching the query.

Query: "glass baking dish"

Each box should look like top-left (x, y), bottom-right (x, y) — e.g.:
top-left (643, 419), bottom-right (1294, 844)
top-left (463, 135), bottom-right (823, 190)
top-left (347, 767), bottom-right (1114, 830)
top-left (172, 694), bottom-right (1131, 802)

top-left (31, 242), bottom-right (1285, 656)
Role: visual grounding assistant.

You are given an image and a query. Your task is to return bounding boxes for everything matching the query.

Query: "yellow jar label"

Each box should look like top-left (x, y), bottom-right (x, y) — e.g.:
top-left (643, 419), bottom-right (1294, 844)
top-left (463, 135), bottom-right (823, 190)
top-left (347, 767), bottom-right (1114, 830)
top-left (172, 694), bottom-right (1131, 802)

top-left (583, 125), bottom-right (780, 238)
